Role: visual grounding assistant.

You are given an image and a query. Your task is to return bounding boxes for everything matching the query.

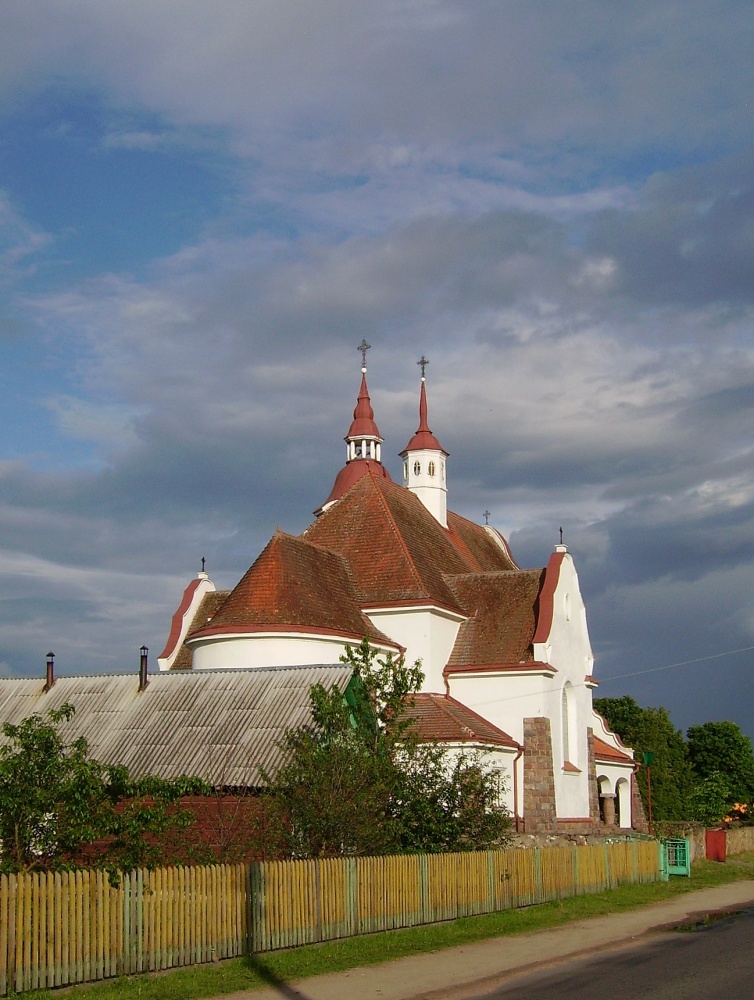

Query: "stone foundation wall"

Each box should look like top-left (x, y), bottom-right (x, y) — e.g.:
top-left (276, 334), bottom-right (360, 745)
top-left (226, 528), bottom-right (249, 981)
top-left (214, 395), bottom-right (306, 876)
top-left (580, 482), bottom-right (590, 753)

top-left (726, 825), bottom-right (754, 855)
top-left (523, 717), bottom-right (557, 833)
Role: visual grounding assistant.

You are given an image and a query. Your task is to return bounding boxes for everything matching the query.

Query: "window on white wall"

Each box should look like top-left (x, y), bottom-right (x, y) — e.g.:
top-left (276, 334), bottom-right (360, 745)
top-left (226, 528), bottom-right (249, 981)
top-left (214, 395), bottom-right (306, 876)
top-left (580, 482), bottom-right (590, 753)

top-left (562, 682), bottom-right (575, 764)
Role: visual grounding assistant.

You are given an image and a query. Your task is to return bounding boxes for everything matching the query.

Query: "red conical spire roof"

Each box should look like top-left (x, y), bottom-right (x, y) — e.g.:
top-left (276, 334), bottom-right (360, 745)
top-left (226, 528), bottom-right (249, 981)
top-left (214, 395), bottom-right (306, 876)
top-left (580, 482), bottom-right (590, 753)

top-left (315, 348), bottom-right (392, 515)
top-left (402, 378), bottom-right (447, 455)
top-left (347, 372), bottom-right (382, 440)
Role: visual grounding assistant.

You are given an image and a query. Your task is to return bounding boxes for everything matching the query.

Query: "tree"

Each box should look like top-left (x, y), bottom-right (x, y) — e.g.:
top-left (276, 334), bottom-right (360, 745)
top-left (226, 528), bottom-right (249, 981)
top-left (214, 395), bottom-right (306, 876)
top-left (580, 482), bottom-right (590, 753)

top-left (594, 695), bottom-right (694, 821)
top-left (264, 639), bottom-right (510, 858)
top-left (0, 704), bottom-right (209, 875)
top-left (686, 721), bottom-right (754, 807)
top-left (688, 771), bottom-right (732, 828)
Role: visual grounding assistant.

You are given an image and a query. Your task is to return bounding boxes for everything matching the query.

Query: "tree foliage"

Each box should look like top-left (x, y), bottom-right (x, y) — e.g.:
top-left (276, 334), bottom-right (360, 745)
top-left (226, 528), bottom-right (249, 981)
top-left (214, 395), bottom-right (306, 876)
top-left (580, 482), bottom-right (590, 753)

top-left (264, 640), bottom-right (511, 858)
top-left (0, 704), bottom-right (209, 876)
top-left (686, 721), bottom-right (754, 807)
top-left (688, 771), bottom-right (732, 827)
top-left (594, 695), bottom-right (694, 821)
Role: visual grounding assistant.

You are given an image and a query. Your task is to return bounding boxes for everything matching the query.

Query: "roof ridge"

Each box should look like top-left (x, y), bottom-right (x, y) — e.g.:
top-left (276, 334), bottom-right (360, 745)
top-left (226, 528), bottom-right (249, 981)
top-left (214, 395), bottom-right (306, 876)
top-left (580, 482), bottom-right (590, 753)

top-left (371, 473), bottom-right (430, 600)
top-left (432, 693), bottom-right (477, 739)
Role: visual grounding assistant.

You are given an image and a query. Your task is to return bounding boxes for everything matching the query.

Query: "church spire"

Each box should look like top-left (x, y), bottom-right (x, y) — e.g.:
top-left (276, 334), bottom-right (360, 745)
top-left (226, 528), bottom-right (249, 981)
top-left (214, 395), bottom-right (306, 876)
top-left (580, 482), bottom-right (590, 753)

top-left (345, 339), bottom-right (383, 462)
top-left (401, 357), bottom-right (448, 527)
top-left (314, 341), bottom-right (392, 515)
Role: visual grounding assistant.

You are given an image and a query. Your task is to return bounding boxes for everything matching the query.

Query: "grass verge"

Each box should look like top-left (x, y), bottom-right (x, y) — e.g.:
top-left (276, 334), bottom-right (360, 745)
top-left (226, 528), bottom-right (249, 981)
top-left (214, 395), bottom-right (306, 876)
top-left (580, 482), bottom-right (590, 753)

top-left (25, 861), bottom-right (754, 1000)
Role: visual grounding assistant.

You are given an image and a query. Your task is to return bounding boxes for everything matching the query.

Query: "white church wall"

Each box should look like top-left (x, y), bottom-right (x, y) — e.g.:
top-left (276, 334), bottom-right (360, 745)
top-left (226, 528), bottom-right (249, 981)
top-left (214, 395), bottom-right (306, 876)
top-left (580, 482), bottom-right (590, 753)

top-left (364, 605), bottom-right (465, 692)
top-left (446, 670), bottom-right (556, 748)
top-left (433, 743), bottom-right (518, 815)
top-left (189, 632), bottom-right (394, 670)
top-left (533, 548), bottom-right (596, 820)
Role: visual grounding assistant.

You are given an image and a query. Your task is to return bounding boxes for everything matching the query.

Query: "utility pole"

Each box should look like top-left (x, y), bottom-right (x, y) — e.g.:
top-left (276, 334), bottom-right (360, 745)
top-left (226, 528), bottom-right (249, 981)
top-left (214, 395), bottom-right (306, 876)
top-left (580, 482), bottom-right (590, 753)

top-left (643, 751), bottom-right (654, 835)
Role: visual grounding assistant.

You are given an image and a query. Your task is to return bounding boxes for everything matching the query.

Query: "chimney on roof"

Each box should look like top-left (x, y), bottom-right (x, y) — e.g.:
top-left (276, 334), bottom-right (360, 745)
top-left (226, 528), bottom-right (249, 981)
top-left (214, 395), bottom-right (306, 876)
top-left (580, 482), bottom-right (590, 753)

top-left (139, 645), bottom-right (149, 692)
top-left (44, 651), bottom-right (55, 692)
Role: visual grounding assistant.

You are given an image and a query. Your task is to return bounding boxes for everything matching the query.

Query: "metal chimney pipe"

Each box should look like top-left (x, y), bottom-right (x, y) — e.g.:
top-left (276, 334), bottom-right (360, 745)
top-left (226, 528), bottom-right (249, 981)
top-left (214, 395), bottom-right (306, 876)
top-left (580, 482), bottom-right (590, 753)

top-left (44, 651), bottom-right (55, 692)
top-left (139, 645), bottom-right (149, 692)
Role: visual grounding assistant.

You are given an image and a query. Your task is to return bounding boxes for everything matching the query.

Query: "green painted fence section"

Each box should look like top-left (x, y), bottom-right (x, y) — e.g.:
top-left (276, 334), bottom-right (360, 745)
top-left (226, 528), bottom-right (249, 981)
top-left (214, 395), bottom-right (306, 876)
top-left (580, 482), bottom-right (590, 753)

top-left (0, 841), bottom-right (661, 994)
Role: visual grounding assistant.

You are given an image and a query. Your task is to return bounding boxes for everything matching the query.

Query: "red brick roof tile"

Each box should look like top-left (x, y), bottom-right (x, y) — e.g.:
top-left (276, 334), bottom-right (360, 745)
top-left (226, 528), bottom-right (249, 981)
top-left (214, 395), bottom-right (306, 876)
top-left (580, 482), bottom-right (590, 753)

top-left (593, 736), bottom-right (633, 763)
top-left (304, 469), bottom-right (517, 610)
top-left (445, 569), bottom-right (545, 666)
top-left (404, 693), bottom-right (520, 748)
top-left (188, 531), bottom-right (395, 648)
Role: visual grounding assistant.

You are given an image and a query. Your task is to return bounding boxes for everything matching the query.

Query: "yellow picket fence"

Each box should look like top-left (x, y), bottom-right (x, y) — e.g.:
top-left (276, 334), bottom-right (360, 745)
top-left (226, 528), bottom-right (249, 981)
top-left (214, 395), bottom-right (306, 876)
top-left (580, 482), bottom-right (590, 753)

top-left (249, 840), bottom-right (661, 951)
top-left (0, 864), bottom-right (248, 995)
top-left (0, 841), bottom-right (661, 995)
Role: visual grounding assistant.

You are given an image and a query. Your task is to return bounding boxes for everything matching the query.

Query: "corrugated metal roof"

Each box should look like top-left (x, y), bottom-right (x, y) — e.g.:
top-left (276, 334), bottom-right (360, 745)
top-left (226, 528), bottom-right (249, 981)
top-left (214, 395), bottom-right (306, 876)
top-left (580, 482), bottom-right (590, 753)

top-left (0, 665), bottom-right (354, 787)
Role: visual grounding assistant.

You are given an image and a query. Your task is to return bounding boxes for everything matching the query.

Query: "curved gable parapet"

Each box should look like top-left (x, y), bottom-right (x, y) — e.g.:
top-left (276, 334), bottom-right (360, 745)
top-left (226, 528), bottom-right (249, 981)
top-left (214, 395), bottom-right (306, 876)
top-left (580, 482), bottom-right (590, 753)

top-left (531, 546), bottom-right (594, 679)
top-left (592, 710), bottom-right (634, 757)
top-left (158, 574), bottom-right (216, 671)
top-left (531, 549), bottom-right (566, 647)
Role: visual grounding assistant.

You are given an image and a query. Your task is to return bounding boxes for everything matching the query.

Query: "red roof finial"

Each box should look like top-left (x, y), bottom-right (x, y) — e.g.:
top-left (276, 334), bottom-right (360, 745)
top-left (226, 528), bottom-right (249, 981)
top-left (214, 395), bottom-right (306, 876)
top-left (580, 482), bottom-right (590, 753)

top-left (347, 371), bottom-right (381, 439)
top-left (401, 359), bottom-right (447, 455)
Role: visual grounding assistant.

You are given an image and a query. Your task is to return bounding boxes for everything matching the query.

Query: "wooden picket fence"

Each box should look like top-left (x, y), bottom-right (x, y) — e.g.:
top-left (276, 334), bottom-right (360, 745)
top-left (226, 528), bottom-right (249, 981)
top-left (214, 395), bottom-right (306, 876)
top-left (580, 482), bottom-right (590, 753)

top-left (0, 841), bottom-right (661, 995)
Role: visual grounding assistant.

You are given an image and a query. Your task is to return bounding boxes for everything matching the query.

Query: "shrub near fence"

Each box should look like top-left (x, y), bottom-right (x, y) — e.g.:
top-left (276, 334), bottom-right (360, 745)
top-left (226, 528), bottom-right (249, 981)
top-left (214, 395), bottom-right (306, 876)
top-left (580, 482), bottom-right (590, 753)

top-left (0, 841), bottom-right (661, 996)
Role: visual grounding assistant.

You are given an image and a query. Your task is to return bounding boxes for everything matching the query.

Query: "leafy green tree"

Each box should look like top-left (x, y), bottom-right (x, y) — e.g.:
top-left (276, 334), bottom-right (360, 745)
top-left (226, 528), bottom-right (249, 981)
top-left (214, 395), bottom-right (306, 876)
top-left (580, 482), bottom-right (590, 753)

top-left (686, 721), bottom-right (754, 807)
top-left (688, 771), bottom-right (732, 828)
top-left (594, 695), bottom-right (694, 821)
top-left (264, 639), bottom-right (510, 858)
top-left (0, 704), bottom-right (208, 875)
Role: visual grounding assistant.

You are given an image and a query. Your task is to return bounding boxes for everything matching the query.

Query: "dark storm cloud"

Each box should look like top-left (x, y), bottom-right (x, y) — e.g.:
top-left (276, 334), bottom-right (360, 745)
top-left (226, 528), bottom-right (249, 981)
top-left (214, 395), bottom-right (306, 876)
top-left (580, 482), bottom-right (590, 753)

top-left (590, 150), bottom-right (754, 307)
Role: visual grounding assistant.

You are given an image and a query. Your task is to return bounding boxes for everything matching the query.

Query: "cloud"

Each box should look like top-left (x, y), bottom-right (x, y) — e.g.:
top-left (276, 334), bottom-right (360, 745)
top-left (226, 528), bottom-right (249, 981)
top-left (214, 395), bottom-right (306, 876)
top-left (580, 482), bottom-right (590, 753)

top-left (1, 2), bottom-right (753, 740)
top-left (0, 190), bottom-right (50, 281)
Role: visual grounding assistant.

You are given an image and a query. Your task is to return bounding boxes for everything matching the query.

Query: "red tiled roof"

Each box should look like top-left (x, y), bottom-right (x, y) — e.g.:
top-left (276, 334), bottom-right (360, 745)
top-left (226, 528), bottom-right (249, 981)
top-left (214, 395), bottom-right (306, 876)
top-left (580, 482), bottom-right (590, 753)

top-left (446, 569), bottom-right (545, 666)
top-left (447, 514), bottom-right (518, 571)
top-left (319, 458), bottom-right (393, 511)
top-left (188, 531), bottom-right (395, 648)
top-left (593, 736), bottom-right (633, 763)
top-left (403, 693), bottom-right (520, 748)
top-left (304, 469), bottom-right (517, 610)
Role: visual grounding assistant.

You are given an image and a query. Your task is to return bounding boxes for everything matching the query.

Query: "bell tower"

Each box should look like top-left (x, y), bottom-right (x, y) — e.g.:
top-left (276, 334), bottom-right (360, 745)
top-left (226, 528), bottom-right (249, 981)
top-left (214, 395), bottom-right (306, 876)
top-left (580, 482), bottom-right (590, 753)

top-left (400, 356), bottom-right (448, 527)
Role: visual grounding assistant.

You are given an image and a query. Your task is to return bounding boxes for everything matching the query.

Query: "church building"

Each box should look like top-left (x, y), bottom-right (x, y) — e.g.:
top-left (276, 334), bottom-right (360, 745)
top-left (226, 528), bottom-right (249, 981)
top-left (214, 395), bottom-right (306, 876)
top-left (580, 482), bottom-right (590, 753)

top-left (158, 347), bottom-right (640, 834)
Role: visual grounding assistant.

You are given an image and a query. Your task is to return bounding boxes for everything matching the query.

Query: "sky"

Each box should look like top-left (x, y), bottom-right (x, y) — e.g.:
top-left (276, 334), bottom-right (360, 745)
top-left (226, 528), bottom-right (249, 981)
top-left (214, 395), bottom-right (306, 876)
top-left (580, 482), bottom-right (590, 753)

top-left (0, 1), bottom-right (753, 740)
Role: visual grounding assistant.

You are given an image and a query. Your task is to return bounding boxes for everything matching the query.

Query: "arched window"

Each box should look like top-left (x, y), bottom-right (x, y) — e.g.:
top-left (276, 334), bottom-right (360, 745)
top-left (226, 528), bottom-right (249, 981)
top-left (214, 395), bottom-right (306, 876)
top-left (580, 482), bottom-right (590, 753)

top-left (562, 682), bottom-right (575, 764)
top-left (428, 460), bottom-right (436, 477)
top-left (403, 461), bottom-right (408, 480)
top-left (413, 461), bottom-right (421, 476)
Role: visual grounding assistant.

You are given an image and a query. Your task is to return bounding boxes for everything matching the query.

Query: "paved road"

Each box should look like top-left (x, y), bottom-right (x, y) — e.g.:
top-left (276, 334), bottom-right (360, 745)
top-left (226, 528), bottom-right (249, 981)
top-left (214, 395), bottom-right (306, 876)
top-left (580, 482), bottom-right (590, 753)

top-left (218, 880), bottom-right (754, 1000)
top-left (459, 908), bottom-right (754, 1000)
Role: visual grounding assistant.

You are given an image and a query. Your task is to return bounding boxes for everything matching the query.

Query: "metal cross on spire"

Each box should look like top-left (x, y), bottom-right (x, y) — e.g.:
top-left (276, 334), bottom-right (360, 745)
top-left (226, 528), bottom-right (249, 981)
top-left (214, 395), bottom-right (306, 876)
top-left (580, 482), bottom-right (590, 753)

top-left (357, 338), bottom-right (371, 372)
top-left (483, 510), bottom-right (491, 525)
top-left (417, 355), bottom-right (429, 380)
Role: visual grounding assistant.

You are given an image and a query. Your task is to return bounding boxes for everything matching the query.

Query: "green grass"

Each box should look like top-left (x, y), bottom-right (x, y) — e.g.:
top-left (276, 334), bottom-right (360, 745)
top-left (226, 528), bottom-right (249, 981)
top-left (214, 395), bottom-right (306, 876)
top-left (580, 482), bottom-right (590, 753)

top-left (23, 861), bottom-right (754, 1000)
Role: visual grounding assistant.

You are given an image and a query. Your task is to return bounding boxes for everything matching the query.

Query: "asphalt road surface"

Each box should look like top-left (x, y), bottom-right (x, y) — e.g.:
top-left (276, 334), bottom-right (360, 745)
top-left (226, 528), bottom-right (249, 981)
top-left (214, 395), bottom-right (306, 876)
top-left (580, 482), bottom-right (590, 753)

top-left (461, 908), bottom-right (754, 1000)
